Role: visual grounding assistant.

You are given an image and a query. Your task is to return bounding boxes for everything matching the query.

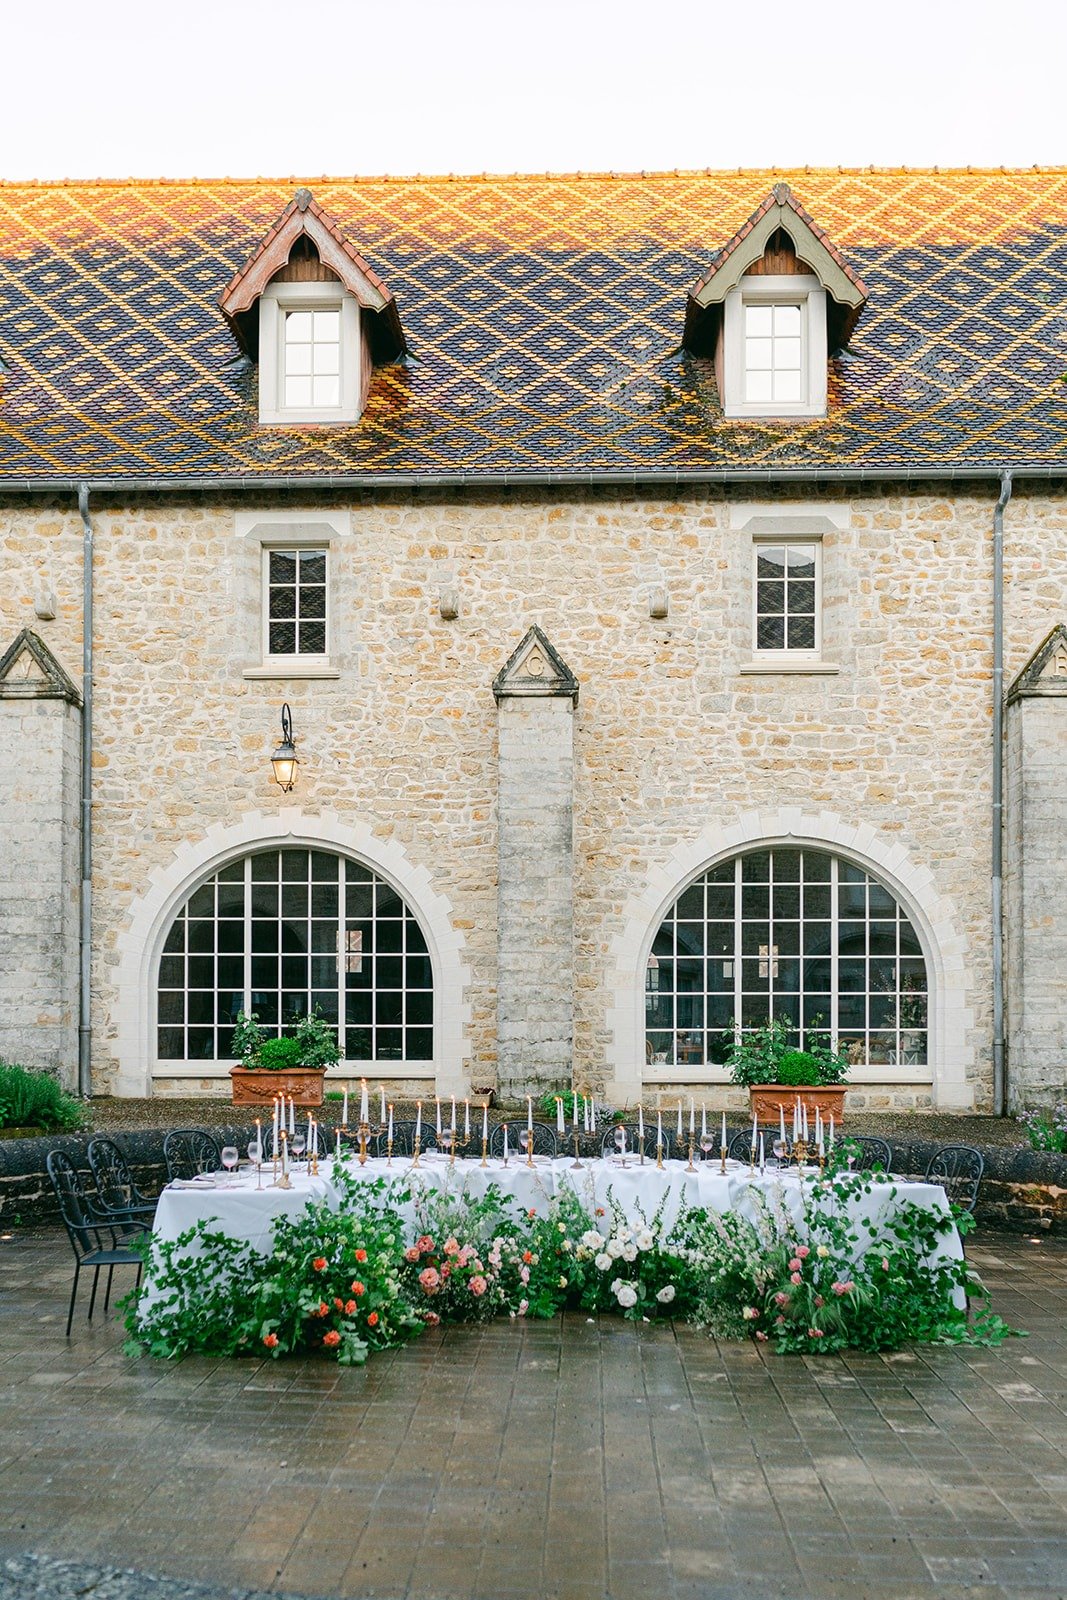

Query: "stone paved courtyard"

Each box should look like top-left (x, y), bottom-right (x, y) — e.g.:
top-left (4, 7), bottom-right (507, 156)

top-left (0, 1227), bottom-right (1065, 1600)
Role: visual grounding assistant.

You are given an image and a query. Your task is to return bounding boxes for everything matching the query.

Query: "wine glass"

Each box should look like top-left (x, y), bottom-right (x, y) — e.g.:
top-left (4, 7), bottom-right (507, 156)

top-left (247, 1140), bottom-right (261, 1171)
top-left (519, 1128), bottom-right (533, 1161)
top-left (699, 1131), bottom-right (715, 1163)
top-left (221, 1145), bottom-right (239, 1183)
top-left (613, 1125), bottom-right (627, 1161)
top-left (771, 1137), bottom-right (788, 1169)
top-left (291, 1134), bottom-right (306, 1170)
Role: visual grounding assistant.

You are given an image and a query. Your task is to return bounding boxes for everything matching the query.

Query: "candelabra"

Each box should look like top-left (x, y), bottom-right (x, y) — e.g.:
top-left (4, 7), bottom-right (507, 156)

top-left (411, 1132), bottom-right (422, 1168)
top-left (273, 1130), bottom-right (292, 1190)
top-left (480, 1130), bottom-right (489, 1168)
top-left (719, 1142), bottom-right (727, 1176)
top-left (356, 1120), bottom-right (372, 1166)
top-left (792, 1138), bottom-right (809, 1169)
top-left (571, 1131), bottom-right (583, 1171)
top-left (686, 1138), bottom-right (697, 1173)
top-left (655, 1137), bottom-right (664, 1171)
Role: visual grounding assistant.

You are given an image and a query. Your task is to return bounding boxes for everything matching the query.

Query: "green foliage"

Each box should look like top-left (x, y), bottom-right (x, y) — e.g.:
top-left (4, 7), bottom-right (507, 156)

top-left (724, 1016), bottom-right (849, 1087)
top-left (230, 1010), bottom-right (264, 1065)
top-left (776, 1050), bottom-right (818, 1086)
top-left (293, 1008), bottom-right (342, 1071)
top-left (538, 1090), bottom-right (575, 1119)
top-left (0, 1060), bottom-right (84, 1132)
top-left (256, 1036), bottom-right (305, 1072)
top-left (1019, 1104), bottom-right (1067, 1153)
top-left (125, 1172), bottom-right (423, 1365)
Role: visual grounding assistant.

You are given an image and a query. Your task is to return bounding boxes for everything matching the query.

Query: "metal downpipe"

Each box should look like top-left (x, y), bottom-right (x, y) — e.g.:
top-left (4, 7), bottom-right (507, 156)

top-left (77, 484), bottom-right (93, 1099)
top-left (991, 470), bottom-right (1013, 1117)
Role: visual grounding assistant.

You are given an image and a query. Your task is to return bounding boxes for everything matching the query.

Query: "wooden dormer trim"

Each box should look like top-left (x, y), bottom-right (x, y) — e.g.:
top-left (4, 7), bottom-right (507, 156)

top-left (220, 187), bottom-right (405, 363)
top-left (683, 185), bottom-right (867, 356)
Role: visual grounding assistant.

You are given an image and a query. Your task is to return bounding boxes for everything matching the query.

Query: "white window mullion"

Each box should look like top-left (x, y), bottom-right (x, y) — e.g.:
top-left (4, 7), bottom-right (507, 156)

top-left (243, 855), bottom-right (253, 1021)
top-left (733, 857), bottom-right (743, 1036)
top-left (829, 856), bottom-right (840, 1053)
top-left (339, 858), bottom-right (347, 1067)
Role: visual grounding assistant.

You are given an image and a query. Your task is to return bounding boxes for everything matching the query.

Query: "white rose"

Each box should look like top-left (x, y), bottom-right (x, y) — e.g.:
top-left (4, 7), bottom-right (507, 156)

top-left (617, 1228), bottom-right (632, 1243)
top-left (621, 1243), bottom-right (638, 1262)
top-left (594, 1253), bottom-right (613, 1272)
top-left (635, 1230), bottom-right (654, 1252)
top-left (580, 1231), bottom-right (602, 1250)
top-left (606, 1238), bottom-right (623, 1259)
top-left (616, 1284), bottom-right (638, 1308)
top-left (656, 1285), bottom-right (676, 1304)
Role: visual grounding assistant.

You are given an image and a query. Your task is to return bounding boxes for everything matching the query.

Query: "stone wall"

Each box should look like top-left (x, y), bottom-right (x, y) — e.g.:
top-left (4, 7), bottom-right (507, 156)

top-left (0, 483), bottom-right (1065, 1107)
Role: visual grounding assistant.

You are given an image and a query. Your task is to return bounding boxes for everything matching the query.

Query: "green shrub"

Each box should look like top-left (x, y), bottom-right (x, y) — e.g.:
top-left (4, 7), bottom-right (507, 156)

top-left (0, 1061), bottom-right (84, 1131)
top-left (777, 1051), bottom-right (819, 1085)
top-left (256, 1037), bottom-right (305, 1072)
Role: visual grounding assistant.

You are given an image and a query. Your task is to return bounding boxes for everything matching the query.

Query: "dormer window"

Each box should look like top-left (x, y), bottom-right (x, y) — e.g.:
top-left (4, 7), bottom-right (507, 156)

top-left (219, 187), bottom-right (405, 428)
top-left (683, 186), bottom-right (866, 421)
top-left (724, 274), bottom-right (827, 418)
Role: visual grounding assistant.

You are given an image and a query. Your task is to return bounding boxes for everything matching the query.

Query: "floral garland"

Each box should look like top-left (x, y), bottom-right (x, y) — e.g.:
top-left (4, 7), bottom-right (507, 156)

top-left (123, 1165), bottom-right (1017, 1366)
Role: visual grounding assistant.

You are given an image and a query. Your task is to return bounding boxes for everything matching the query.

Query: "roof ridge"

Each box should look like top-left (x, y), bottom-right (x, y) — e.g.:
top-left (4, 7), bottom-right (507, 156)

top-left (3, 164), bottom-right (1067, 189)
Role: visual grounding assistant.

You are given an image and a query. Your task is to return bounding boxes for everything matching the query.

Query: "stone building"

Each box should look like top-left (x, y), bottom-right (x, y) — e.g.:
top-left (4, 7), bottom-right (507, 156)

top-left (0, 169), bottom-right (1064, 1113)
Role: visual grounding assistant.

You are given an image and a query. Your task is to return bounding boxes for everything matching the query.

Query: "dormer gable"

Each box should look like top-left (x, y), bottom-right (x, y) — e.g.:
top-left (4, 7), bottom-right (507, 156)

top-left (219, 188), bottom-right (405, 425)
top-left (683, 184), bottom-right (867, 419)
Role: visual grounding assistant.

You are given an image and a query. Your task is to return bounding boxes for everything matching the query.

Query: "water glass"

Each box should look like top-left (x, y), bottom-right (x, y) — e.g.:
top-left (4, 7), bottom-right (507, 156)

top-left (221, 1146), bottom-right (239, 1180)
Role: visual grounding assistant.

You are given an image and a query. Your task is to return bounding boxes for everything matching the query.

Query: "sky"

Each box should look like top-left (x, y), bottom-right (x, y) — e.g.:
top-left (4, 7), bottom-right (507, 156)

top-left (1, 0), bottom-right (1064, 181)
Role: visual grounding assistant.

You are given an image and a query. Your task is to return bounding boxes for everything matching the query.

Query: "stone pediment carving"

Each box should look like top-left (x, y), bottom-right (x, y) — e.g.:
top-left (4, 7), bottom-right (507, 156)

top-left (492, 625), bottom-right (579, 704)
top-left (1007, 624), bottom-right (1067, 703)
top-left (0, 629), bottom-right (81, 704)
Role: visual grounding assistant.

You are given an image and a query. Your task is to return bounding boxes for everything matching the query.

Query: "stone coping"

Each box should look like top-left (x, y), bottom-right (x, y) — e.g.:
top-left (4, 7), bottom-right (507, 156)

top-left (3, 1121), bottom-right (1065, 1233)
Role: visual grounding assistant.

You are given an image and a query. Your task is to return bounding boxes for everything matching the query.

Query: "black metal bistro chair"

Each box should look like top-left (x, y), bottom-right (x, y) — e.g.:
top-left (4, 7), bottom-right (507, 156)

top-left (374, 1119), bottom-right (439, 1158)
top-left (840, 1135), bottom-right (893, 1175)
top-left (489, 1121), bottom-right (558, 1159)
top-left (46, 1150), bottom-right (144, 1336)
top-left (727, 1127), bottom-right (794, 1163)
top-left (599, 1124), bottom-right (672, 1161)
top-left (162, 1129), bottom-right (222, 1183)
top-left (86, 1135), bottom-right (157, 1229)
top-left (925, 1144), bottom-right (984, 1214)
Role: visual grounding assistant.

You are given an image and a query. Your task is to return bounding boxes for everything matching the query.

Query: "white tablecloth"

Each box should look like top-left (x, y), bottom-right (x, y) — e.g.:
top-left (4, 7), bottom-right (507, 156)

top-left (149, 1153), bottom-right (964, 1306)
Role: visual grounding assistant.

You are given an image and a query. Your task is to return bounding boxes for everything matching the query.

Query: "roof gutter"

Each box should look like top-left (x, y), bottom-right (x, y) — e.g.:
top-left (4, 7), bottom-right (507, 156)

top-left (77, 483), bottom-right (94, 1100)
top-left (991, 470), bottom-right (1013, 1117)
top-left (4, 463), bottom-right (1067, 495)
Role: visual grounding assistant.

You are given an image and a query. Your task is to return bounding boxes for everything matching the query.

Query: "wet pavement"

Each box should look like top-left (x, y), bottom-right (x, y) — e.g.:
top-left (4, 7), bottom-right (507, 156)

top-left (0, 1226), bottom-right (1065, 1600)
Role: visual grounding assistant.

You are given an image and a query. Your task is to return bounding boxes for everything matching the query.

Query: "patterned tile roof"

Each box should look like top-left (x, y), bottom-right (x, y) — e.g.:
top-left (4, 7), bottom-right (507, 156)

top-left (2, 168), bottom-right (1067, 483)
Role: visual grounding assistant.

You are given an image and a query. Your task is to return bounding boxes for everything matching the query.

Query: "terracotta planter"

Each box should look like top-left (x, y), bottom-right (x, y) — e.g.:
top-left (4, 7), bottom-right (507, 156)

top-left (229, 1066), bottom-right (325, 1108)
top-left (748, 1084), bottom-right (847, 1126)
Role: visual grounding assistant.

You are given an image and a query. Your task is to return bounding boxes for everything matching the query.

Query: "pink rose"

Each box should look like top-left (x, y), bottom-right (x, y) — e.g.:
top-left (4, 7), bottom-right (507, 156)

top-left (790, 1272), bottom-right (802, 1285)
top-left (418, 1267), bottom-right (440, 1294)
top-left (807, 1328), bottom-right (824, 1339)
top-left (443, 1237), bottom-right (460, 1257)
top-left (788, 1257), bottom-right (802, 1272)
top-left (416, 1235), bottom-right (434, 1253)
top-left (457, 1245), bottom-right (474, 1267)
top-left (469, 1275), bottom-right (487, 1297)
top-left (881, 1258), bottom-right (890, 1271)
top-left (404, 1246), bottom-right (420, 1263)
top-left (774, 1292), bottom-right (790, 1307)
top-left (424, 1311), bottom-right (440, 1327)
top-left (814, 1295), bottom-right (825, 1308)
top-left (795, 1245), bottom-right (810, 1260)
top-left (755, 1330), bottom-right (768, 1342)
top-left (831, 1280), bottom-right (854, 1296)
top-left (519, 1265), bottom-right (530, 1285)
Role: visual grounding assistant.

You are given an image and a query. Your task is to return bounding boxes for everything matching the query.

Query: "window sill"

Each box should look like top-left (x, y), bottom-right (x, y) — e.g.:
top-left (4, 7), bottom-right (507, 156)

top-left (243, 662), bottom-right (340, 681)
top-left (739, 658), bottom-right (840, 676)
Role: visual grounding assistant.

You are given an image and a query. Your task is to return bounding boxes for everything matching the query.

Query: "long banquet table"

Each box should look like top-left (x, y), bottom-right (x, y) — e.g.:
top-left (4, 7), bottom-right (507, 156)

top-left (149, 1153), bottom-right (966, 1307)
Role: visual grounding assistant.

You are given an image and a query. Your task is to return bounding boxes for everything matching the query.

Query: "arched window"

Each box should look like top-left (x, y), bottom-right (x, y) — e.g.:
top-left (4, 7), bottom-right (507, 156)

top-left (645, 847), bottom-right (928, 1070)
top-left (156, 848), bottom-right (433, 1064)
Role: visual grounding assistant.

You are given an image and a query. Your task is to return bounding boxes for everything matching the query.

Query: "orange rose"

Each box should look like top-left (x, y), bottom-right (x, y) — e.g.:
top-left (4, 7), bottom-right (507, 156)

top-left (345, 1299), bottom-right (357, 1315)
top-left (522, 1250), bottom-right (533, 1265)
top-left (367, 1311), bottom-right (379, 1327)
top-left (334, 1297), bottom-right (344, 1310)
top-left (317, 1301), bottom-right (329, 1317)
top-left (355, 1248), bottom-right (367, 1263)
top-left (351, 1281), bottom-right (365, 1297)
top-left (323, 1330), bottom-right (341, 1348)
top-left (312, 1257), bottom-right (328, 1272)
top-left (263, 1332), bottom-right (279, 1349)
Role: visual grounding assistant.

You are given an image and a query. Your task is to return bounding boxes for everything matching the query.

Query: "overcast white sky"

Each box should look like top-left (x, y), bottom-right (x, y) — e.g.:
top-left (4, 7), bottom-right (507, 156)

top-left (1, 0), bottom-right (1063, 180)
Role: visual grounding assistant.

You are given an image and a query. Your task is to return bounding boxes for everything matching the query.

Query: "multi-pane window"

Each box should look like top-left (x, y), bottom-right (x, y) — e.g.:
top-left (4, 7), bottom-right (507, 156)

top-left (283, 309), bottom-right (341, 409)
top-left (754, 541), bottom-right (819, 652)
top-left (157, 849), bottom-right (433, 1064)
top-left (744, 302), bottom-right (803, 405)
top-left (645, 848), bottom-right (928, 1070)
top-left (266, 548), bottom-right (327, 656)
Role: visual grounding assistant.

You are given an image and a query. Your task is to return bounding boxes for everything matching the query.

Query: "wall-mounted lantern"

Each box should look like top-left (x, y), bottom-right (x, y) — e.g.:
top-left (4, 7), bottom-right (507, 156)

top-left (270, 703), bottom-right (299, 792)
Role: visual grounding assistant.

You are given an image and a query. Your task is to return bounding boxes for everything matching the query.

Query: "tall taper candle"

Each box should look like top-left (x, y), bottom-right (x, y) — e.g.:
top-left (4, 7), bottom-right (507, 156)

top-left (556, 1097), bottom-right (565, 1135)
top-left (342, 1087), bottom-right (349, 1127)
top-left (482, 1102), bottom-right (489, 1143)
top-left (759, 1132), bottom-right (765, 1172)
top-left (701, 1103), bottom-right (707, 1139)
top-left (360, 1078), bottom-right (369, 1124)
top-left (288, 1096), bottom-right (295, 1137)
top-left (689, 1098), bottom-right (695, 1135)
top-left (435, 1097), bottom-right (442, 1135)
top-left (638, 1104), bottom-right (644, 1140)
top-left (450, 1096), bottom-right (457, 1135)
top-left (379, 1084), bottom-right (386, 1125)
top-left (779, 1103), bottom-right (786, 1142)
top-left (388, 1103), bottom-right (394, 1144)
top-left (414, 1100), bottom-right (422, 1144)
top-left (677, 1100), bottom-right (683, 1139)
top-left (572, 1092), bottom-right (578, 1130)
top-left (527, 1095), bottom-right (533, 1132)
top-left (721, 1110), bottom-right (727, 1152)
top-left (464, 1099), bottom-right (470, 1139)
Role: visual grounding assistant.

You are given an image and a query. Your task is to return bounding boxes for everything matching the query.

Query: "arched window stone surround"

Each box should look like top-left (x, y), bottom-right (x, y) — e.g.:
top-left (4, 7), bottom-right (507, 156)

top-left (604, 807), bottom-right (975, 1110)
top-left (113, 808), bottom-right (471, 1097)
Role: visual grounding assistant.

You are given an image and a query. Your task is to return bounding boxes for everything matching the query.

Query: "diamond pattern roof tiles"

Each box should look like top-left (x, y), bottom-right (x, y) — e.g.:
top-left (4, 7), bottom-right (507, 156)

top-left (2, 169), bottom-right (1067, 481)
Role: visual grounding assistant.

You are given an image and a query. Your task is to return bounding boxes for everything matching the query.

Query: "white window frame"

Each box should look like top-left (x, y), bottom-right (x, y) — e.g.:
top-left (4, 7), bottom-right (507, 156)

top-left (261, 544), bottom-right (331, 666)
top-left (751, 534), bottom-right (822, 662)
top-left (258, 281), bottom-right (361, 425)
top-left (237, 510), bottom-right (348, 680)
top-left (723, 275), bottom-right (827, 418)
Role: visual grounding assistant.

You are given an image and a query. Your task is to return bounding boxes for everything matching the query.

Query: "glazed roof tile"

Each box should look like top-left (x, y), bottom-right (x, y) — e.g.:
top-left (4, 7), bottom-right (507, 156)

top-left (2, 168), bottom-right (1067, 482)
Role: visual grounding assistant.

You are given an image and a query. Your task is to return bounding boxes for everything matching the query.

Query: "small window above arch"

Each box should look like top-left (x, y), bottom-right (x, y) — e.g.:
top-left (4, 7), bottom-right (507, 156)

top-left (219, 188), bottom-right (406, 426)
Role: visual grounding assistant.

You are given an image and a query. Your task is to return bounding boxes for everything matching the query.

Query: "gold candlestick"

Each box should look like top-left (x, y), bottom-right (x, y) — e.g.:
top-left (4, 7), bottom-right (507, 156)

top-left (719, 1144), bottom-right (727, 1175)
top-left (570, 1132), bottom-right (582, 1171)
top-left (525, 1133), bottom-right (535, 1169)
top-left (480, 1135), bottom-right (489, 1168)
top-left (412, 1135), bottom-right (422, 1169)
top-left (274, 1131), bottom-right (292, 1190)
top-left (655, 1139), bottom-right (664, 1171)
top-left (357, 1121), bottom-right (371, 1166)
top-left (793, 1138), bottom-right (808, 1169)
top-left (686, 1139), bottom-right (696, 1173)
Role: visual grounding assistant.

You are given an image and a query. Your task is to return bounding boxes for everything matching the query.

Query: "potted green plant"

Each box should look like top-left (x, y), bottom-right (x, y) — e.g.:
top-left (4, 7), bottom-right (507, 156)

top-left (228, 1009), bottom-right (342, 1108)
top-left (724, 1015), bottom-right (850, 1127)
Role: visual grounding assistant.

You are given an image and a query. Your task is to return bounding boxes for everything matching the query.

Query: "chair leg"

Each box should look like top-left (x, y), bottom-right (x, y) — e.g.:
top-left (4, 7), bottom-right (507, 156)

top-left (87, 1265), bottom-right (101, 1322)
top-left (66, 1261), bottom-right (80, 1338)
